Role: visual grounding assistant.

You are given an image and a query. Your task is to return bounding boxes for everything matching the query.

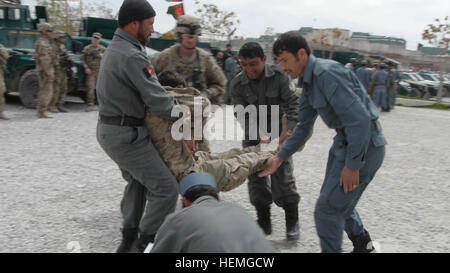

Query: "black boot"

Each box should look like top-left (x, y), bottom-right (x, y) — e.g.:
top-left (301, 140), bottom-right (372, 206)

top-left (284, 204), bottom-right (300, 241)
top-left (349, 229), bottom-right (376, 253)
top-left (131, 233), bottom-right (156, 253)
top-left (256, 206), bottom-right (272, 235)
top-left (116, 228), bottom-right (138, 253)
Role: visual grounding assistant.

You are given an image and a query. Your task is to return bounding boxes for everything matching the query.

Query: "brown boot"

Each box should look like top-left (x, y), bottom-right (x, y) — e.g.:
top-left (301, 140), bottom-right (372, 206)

top-left (49, 106), bottom-right (60, 113)
top-left (37, 111), bottom-right (53, 119)
top-left (57, 105), bottom-right (69, 113)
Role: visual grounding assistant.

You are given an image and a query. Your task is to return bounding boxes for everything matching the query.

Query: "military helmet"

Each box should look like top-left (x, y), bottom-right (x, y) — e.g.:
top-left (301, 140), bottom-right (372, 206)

top-left (53, 30), bottom-right (66, 39)
top-left (176, 15), bottom-right (202, 36)
top-left (350, 58), bottom-right (357, 63)
top-left (92, 32), bottom-right (103, 39)
top-left (360, 60), bottom-right (368, 66)
top-left (38, 22), bottom-right (53, 33)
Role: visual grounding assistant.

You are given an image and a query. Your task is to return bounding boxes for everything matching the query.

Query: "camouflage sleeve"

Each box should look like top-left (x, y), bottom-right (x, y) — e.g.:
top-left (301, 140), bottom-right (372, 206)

top-left (0, 44), bottom-right (9, 61)
top-left (35, 41), bottom-right (54, 76)
top-left (205, 55), bottom-right (227, 102)
top-left (154, 51), bottom-right (169, 74)
top-left (80, 46), bottom-right (89, 70)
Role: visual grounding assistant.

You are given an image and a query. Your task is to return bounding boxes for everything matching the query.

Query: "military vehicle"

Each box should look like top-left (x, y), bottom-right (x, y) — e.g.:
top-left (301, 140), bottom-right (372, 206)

top-left (0, 0), bottom-right (92, 107)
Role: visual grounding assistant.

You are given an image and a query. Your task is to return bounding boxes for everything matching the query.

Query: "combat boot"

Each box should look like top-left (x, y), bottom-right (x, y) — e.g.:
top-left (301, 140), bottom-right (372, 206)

top-left (37, 111), bottom-right (53, 119)
top-left (49, 106), bottom-right (60, 113)
top-left (349, 229), bottom-right (377, 253)
top-left (130, 233), bottom-right (156, 253)
top-left (116, 228), bottom-right (138, 253)
top-left (57, 105), bottom-right (69, 113)
top-left (0, 112), bottom-right (10, 120)
top-left (256, 206), bottom-right (272, 235)
top-left (284, 203), bottom-right (300, 241)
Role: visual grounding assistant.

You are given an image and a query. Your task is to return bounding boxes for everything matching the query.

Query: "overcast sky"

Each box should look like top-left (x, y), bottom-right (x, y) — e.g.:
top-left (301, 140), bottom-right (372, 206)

top-left (22, 0), bottom-right (449, 50)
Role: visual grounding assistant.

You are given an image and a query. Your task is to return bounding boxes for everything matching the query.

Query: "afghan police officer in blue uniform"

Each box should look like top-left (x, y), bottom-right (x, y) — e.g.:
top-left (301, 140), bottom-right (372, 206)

top-left (356, 60), bottom-right (371, 91)
top-left (260, 31), bottom-right (386, 253)
top-left (96, 0), bottom-right (182, 253)
top-left (151, 173), bottom-right (276, 253)
top-left (344, 58), bottom-right (357, 73)
top-left (231, 42), bottom-right (301, 241)
top-left (386, 61), bottom-right (400, 111)
top-left (371, 63), bottom-right (389, 111)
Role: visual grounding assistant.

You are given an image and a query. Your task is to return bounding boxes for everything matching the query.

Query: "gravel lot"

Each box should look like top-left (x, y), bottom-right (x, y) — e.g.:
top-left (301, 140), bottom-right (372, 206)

top-left (1, 96), bottom-right (449, 253)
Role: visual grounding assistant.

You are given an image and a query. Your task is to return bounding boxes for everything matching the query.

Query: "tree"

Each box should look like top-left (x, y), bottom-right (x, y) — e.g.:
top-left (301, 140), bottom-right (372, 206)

top-left (194, 0), bottom-right (240, 42)
top-left (36, 0), bottom-right (116, 36)
top-left (311, 28), bottom-right (350, 60)
top-left (422, 16), bottom-right (450, 103)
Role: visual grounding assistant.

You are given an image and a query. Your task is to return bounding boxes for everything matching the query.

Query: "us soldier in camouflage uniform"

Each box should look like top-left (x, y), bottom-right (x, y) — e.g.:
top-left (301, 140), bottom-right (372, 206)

top-left (81, 32), bottom-right (106, 112)
top-left (155, 15), bottom-right (227, 152)
top-left (35, 23), bottom-right (56, 119)
top-left (0, 43), bottom-right (9, 120)
top-left (145, 71), bottom-right (282, 192)
top-left (49, 31), bottom-right (71, 113)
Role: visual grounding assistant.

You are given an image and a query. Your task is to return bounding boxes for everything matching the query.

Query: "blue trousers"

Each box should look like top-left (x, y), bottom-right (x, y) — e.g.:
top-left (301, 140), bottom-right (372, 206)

top-left (314, 135), bottom-right (385, 253)
top-left (373, 86), bottom-right (387, 108)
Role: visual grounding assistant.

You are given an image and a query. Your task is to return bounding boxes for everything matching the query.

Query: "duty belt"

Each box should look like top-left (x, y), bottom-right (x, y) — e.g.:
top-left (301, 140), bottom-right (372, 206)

top-left (99, 114), bottom-right (145, 127)
top-left (336, 120), bottom-right (379, 136)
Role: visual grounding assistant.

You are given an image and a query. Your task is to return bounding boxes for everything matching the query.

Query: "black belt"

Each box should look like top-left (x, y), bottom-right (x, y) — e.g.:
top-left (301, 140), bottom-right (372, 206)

top-left (99, 114), bottom-right (145, 127)
top-left (336, 120), bottom-right (379, 136)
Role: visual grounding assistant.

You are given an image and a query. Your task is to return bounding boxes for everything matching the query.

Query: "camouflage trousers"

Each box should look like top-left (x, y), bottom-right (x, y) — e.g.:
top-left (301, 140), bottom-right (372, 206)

top-left (0, 71), bottom-right (5, 113)
top-left (37, 71), bottom-right (54, 114)
top-left (87, 71), bottom-right (99, 106)
top-left (50, 69), bottom-right (68, 108)
top-left (186, 145), bottom-right (277, 192)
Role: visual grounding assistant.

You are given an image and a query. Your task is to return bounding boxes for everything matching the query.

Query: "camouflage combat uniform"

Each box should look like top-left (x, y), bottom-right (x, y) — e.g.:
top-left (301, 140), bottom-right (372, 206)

top-left (0, 43), bottom-right (9, 116)
top-left (155, 44), bottom-right (227, 152)
top-left (81, 43), bottom-right (106, 106)
top-left (34, 36), bottom-right (56, 116)
top-left (50, 34), bottom-right (71, 110)
top-left (145, 87), bottom-right (276, 192)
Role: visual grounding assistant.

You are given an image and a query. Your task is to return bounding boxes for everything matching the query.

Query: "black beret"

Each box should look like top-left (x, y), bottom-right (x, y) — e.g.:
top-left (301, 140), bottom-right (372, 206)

top-left (118, 0), bottom-right (156, 27)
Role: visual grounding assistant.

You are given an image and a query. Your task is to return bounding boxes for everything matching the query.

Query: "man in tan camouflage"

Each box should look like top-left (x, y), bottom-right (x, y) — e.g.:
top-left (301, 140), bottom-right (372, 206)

top-left (49, 31), bottom-right (71, 113)
top-left (81, 32), bottom-right (106, 112)
top-left (145, 71), bottom-right (283, 193)
top-left (155, 15), bottom-right (227, 152)
top-left (0, 43), bottom-right (9, 120)
top-left (34, 23), bottom-right (56, 119)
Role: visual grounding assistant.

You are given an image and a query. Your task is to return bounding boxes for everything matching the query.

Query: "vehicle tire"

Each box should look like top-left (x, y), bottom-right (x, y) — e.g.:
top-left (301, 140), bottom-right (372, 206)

top-left (18, 69), bottom-right (40, 109)
top-left (409, 88), bottom-right (421, 98)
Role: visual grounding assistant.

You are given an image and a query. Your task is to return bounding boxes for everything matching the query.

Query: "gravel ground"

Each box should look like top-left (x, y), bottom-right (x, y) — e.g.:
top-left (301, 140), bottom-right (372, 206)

top-left (1, 96), bottom-right (449, 253)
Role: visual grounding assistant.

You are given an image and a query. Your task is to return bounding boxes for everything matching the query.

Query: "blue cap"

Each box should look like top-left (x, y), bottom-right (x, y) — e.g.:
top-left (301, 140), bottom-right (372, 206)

top-left (180, 173), bottom-right (217, 196)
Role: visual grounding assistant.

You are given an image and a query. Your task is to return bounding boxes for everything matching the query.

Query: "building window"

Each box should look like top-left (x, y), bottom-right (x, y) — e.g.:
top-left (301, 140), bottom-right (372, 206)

top-left (8, 8), bottom-right (21, 21)
top-left (0, 9), bottom-right (5, 20)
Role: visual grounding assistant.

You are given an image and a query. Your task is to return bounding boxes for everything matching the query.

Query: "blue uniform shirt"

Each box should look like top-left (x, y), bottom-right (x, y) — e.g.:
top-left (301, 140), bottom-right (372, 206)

top-left (372, 70), bottom-right (389, 87)
top-left (278, 55), bottom-right (385, 170)
top-left (356, 67), bottom-right (371, 90)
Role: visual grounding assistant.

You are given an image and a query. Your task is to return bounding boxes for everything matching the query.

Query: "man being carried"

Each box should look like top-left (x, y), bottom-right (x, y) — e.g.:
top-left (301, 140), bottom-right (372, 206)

top-left (145, 71), bottom-right (288, 192)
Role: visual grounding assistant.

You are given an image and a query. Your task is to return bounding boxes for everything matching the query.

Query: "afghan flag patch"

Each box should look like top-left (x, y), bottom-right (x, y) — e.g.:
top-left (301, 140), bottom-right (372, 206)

top-left (143, 65), bottom-right (154, 78)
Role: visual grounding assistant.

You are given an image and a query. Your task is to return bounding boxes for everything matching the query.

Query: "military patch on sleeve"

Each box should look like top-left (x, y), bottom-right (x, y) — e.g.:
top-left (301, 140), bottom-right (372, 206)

top-left (143, 65), bottom-right (154, 78)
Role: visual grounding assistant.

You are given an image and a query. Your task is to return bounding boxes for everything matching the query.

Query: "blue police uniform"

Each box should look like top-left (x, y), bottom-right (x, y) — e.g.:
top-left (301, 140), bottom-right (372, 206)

top-left (356, 67), bottom-right (371, 91)
top-left (371, 70), bottom-right (389, 109)
top-left (277, 55), bottom-right (387, 253)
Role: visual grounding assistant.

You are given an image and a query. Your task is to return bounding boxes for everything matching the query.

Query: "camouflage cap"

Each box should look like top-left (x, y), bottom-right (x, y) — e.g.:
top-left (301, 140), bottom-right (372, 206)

top-left (38, 22), bottom-right (53, 32)
top-left (176, 15), bottom-right (202, 36)
top-left (53, 30), bottom-right (66, 39)
top-left (92, 32), bottom-right (103, 39)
